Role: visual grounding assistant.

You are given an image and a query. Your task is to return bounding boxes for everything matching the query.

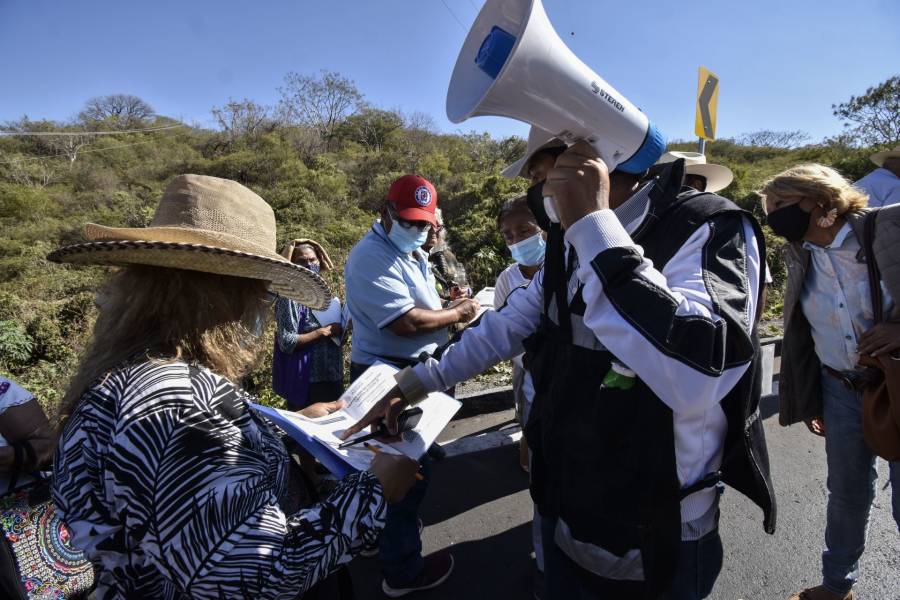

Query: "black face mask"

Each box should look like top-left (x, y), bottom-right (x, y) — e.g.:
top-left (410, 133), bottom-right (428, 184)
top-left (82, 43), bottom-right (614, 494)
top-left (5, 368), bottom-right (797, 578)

top-left (526, 182), bottom-right (552, 232)
top-left (766, 203), bottom-right (811, 242)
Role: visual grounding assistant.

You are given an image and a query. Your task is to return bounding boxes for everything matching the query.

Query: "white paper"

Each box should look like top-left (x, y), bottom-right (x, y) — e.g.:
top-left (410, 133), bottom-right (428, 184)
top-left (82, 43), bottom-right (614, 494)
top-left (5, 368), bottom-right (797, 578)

top-left (312, 297), bottom-right (342, 346)
top-left (464, 287), bottom-right (495, 325)
top-left (474, 287), bottom-right (495, 307)
top-left (263, 363), bottom-right (461, 471)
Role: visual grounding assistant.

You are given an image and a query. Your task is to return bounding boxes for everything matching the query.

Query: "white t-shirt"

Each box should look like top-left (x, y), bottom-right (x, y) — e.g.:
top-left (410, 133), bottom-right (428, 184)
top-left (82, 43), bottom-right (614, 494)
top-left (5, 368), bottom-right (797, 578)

top-left (495, 263), bottom-right (537, 417)
top-left (494, 262), bottom-right (531, 311)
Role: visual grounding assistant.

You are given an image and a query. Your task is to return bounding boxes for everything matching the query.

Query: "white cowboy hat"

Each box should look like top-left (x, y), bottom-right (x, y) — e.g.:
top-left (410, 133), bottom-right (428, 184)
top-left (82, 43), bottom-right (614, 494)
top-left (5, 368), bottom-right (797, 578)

top-left (48, 174), bottom-right (331, 308)
top-left (502, 125), bottom-right (566, 179)
top-left (870, 145), bottom-right (900, 167)
top-left (656, 151), bottom-right (734, 193)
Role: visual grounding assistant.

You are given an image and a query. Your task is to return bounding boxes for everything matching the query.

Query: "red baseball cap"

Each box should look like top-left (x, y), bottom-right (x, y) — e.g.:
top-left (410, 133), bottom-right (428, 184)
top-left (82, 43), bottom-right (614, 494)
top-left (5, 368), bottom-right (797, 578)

top-left (387, 175), bottom-right (438, 226)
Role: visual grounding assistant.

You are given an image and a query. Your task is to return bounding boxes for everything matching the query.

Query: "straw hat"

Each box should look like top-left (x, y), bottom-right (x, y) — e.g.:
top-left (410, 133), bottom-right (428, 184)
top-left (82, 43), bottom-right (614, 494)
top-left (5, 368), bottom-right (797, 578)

top-left (870, 145), bottom-right (900, 167)
top-left (48, 174), bottom-right (331, 309)
top-left (502, 125), bottom-right (566, 179)
top-left (281, 238), bottom-right (335, 272)
top-left (655, 151), bottom-right (733, 193)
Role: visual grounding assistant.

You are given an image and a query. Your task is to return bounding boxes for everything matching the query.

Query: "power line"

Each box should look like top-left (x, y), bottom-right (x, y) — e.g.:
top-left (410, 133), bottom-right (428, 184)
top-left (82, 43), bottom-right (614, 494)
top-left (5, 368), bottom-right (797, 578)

top-left (439, 0), bottom-right (467, 32)
top-left (0, 124), bottom-right (184, 137)
top-left (467, 0), bottom-right (480, 14)
top-left (0, 137), bottom-right (169, 165)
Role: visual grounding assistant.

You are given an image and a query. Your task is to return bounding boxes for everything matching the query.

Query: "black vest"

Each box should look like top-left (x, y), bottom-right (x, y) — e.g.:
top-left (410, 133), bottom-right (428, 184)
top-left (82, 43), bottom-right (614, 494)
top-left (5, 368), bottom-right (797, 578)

top-left (523, 163), bottom-right (776, 598)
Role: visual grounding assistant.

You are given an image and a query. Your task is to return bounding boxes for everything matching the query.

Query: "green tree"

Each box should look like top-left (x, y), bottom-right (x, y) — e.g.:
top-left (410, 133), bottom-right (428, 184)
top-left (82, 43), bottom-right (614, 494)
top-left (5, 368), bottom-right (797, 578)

top-left (277, 71), bottom-right (364, 150)
top-left (79, 94), bottom-right (155, 129)
top-left (832, 75), bottom-right (900, 146)
top-left (334, 108), bottom-right (404, 151)
top-left (211, 98), bottom-right (275, 144)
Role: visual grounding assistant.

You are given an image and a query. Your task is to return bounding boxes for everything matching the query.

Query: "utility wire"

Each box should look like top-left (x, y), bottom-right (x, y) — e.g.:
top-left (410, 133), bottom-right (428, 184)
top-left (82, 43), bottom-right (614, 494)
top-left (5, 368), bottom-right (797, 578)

top-left (0, 137), bottom-right (169, 165)
top-left (467, 0), bottom-right (480, 14)
top-left (439, 0), bottom-right (467, 32)
top-left (0, 124), bottom-right (184, 137)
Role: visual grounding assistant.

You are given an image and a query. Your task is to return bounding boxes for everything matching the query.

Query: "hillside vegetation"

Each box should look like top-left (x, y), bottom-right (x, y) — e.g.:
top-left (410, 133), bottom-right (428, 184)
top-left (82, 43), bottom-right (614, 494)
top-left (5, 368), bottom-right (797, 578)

top-left (1, 74), bottom-right (897, 411)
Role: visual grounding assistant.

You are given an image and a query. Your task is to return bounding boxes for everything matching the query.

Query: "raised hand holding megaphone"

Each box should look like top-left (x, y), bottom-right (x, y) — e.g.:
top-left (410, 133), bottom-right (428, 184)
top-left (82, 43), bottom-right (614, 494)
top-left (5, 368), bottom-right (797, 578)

top-left (446, 0), bottom-right (665, 222)
top-left (542, 140), bottom-right (612, 228)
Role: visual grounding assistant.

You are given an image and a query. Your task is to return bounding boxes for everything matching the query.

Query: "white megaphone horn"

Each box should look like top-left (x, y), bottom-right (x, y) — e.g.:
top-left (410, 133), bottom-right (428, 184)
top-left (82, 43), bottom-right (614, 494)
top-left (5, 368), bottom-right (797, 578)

top-left (447, 0), bottom-right (665, 176)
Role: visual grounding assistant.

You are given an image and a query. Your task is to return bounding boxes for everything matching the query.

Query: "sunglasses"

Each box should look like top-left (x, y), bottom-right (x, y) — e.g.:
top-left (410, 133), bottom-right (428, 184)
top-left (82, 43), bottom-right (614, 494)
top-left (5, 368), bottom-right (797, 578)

top-left (388, 205), bottom-right (431, 232)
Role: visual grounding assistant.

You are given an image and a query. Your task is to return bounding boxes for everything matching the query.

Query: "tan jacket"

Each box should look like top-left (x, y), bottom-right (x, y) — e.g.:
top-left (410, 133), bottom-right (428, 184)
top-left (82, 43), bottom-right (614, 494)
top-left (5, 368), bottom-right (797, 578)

top-left (779, 205), bottom-right (900, 425)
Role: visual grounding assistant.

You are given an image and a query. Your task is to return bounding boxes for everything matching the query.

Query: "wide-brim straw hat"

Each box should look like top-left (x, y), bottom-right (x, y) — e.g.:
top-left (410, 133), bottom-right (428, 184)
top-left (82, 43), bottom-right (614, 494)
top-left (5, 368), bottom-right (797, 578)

top-left (47, 174), bottom-right (331, 309)
top-left (281, 238), bottom-right (335, 272)
top-left (502, 125), bottom-right (566, 179)
top-left (656, 151), bottom-right (733, 193)
top-left (870, 145), bottom-right (900, 167)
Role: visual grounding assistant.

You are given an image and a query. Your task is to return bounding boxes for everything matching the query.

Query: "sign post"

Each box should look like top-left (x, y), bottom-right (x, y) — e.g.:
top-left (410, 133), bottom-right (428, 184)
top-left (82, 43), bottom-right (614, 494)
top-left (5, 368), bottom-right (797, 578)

top-left (694, 66), bottom-right (719, 154)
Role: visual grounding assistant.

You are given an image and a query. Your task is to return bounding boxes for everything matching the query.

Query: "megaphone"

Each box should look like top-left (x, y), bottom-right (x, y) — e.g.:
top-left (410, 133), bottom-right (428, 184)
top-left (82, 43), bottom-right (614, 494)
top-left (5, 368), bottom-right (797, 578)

top-left (447, 0), bottom-right (665, 175)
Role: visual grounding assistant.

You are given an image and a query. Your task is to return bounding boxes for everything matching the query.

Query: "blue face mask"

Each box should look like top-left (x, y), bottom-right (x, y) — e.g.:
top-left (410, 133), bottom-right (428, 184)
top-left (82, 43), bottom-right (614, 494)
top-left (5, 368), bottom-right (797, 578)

top-left (508, 233), bottom-right (546, 267)
top-left (388, 222), bottom-right (430, 253)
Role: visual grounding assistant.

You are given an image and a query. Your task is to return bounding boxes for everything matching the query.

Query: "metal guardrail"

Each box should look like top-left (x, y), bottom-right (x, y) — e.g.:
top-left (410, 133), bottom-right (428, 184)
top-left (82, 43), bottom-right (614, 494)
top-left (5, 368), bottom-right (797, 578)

top-left (455, 337), bottom-right (785, 417)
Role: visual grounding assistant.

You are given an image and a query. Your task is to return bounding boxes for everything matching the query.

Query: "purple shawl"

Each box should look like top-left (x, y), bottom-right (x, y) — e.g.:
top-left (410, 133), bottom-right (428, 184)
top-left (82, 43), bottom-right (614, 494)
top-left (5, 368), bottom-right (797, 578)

top-left (272, 304), bottom-right (313, 410)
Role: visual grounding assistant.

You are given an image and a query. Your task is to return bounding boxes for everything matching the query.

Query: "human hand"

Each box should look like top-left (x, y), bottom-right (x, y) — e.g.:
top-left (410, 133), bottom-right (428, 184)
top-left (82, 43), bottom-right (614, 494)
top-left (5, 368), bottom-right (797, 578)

top-left (368, 452), bottom-right (419, 503)
top-left (542, 140), bottom-right (611, 229)
top-left (298, 399), bottom-right (346, 418)
top-left (805, 417), bottom-right (826, 437)
top-left (326, 322), bottom-right (344, 339)
top-left (857, 322), bottom-right (900, 357)
top-left (339, 385), bottom-right (411, 439)
top-left (449, 298), bottom-right (480, 323)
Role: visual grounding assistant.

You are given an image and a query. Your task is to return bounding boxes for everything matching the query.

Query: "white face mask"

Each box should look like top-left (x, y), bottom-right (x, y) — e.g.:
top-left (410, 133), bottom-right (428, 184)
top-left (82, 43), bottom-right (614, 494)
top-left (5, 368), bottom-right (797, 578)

top-left (508, 232), bottom-right (547, 267)
top-left (388, 223), bottom-right (430, 253)
top-left (543, 196), bottom-right (560, 224)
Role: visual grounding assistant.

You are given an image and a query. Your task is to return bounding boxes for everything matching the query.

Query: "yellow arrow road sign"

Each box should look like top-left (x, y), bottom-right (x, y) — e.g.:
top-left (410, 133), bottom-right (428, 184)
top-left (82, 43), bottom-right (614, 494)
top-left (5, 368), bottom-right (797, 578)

top-left (695, 66), bottom-right (719, 140)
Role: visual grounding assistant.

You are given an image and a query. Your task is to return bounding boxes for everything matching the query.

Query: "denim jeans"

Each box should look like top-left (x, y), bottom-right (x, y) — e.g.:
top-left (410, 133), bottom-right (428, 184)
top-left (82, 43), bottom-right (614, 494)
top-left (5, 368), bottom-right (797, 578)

top-left (349, 361), bottom-right (429, 587)
top-left (663, 529), bottom-right (723, 600)
top-left (820, 370), bottom-right (900, 595)
top-left (379, 456), bottom-right (431, 586)
top-left (540, 518), bottom-right (723, 599)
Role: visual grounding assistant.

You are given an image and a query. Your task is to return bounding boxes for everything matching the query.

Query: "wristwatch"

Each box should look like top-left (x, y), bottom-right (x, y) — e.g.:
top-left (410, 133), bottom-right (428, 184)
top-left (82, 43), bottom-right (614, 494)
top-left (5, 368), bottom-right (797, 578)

top-left (394, 366), bottom-right (428, 406)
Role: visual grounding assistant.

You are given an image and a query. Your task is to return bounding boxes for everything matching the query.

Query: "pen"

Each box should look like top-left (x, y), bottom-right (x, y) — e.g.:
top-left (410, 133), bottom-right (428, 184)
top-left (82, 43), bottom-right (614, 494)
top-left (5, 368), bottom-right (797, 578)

top-left (364, 443), bottom-right (425, 481)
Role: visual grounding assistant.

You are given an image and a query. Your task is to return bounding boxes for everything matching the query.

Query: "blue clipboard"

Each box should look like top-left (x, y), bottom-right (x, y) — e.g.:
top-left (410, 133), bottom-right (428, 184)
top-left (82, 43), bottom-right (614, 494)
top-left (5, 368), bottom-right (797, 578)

top-left (251, 404), bottom-right (356, 478)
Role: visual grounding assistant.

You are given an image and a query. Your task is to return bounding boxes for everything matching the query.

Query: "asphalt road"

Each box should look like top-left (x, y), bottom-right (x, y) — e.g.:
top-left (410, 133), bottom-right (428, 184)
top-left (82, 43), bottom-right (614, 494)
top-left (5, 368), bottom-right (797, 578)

top-left (348, 397), bottom-right (899, 599)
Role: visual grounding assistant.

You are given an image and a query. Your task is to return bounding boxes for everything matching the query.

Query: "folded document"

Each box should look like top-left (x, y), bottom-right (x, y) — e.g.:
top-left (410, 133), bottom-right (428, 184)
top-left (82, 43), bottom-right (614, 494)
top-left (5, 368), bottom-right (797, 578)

top-left (252, 362), bottom-right (460, 477)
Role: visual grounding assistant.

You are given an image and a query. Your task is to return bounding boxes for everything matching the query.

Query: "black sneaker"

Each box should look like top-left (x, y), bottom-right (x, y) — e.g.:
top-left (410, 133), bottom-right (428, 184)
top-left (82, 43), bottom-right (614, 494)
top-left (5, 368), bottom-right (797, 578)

top-left (382, 550), bottom-right (454, 598)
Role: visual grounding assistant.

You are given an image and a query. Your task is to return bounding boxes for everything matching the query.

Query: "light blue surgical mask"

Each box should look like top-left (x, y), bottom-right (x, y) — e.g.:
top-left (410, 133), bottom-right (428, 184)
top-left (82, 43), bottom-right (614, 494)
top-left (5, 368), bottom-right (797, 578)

top-left (508, 233), bottom-right (546, 267)
top-left (388, 222), bottom-right (430, 253)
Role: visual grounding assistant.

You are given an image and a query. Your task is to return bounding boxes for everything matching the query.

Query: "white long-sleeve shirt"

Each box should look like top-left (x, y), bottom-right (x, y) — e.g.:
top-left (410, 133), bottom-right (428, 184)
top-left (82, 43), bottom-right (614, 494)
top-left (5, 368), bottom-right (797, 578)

top-left (412, 192), bottom-right (761, 523)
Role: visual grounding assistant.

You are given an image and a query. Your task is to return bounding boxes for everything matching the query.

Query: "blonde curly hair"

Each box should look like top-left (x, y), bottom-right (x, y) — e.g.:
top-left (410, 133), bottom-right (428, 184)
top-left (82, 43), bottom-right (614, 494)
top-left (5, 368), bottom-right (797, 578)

top-left (758, 163), bottom-right (869, 215)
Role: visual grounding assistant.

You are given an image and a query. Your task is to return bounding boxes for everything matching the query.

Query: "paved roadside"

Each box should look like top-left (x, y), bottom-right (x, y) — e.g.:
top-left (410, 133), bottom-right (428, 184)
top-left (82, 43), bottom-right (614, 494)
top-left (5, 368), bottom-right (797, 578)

top-left (348, 397), bottom-right (899, 599)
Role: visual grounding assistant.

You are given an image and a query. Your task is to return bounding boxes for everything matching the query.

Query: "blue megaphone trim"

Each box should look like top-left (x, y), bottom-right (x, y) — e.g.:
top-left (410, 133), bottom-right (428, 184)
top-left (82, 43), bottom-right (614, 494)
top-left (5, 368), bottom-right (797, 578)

top-left (475, 26), bottom-right (517, 79)
top-left (616, 122), bottom-right (666, 174)
top-left (474, 24), bottom-right (665, 175)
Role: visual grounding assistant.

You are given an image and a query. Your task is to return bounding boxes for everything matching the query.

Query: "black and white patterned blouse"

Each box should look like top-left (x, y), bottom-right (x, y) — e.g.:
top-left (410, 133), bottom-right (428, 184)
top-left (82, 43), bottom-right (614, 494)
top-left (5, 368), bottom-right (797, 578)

top-left (52, 359), bottom-right (386, 599)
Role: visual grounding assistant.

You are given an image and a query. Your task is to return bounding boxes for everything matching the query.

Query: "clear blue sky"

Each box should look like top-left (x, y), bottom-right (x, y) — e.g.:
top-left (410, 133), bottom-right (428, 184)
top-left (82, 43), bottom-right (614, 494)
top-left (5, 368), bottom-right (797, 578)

top-left (1, 0), bottom-right (897, 143)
